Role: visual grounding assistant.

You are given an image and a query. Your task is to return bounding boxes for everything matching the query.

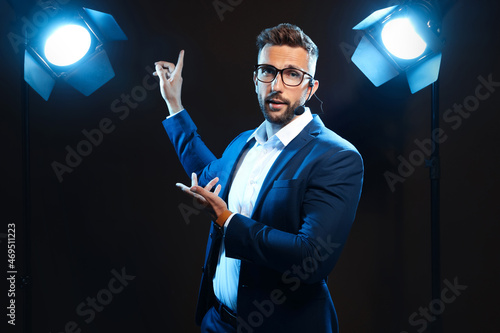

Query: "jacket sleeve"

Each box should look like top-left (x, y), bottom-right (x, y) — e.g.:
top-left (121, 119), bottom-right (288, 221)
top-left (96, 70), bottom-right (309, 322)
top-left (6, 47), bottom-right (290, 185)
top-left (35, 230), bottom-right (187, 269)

top-left (224, 148), bottom-right (364, 284)
top-left (162, 110), bottom-right (217, 179)
top-left (162, 110), bottom-right (250, 188)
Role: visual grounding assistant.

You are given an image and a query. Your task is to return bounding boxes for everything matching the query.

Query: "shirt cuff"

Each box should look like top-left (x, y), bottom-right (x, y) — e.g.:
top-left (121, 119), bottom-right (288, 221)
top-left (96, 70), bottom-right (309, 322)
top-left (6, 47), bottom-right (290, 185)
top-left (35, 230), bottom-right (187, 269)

top-left (223, 213), bottom-right (237, 233)
top-left (166, 109), bottom-right (186, 119)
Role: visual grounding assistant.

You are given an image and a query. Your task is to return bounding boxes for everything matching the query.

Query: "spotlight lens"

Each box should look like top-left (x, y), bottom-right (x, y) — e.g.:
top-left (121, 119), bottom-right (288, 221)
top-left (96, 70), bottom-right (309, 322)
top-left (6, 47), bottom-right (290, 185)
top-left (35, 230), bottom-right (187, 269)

top-left (44, 25), bottom-right (92, 66)
top-left (381, 18), bottom-right (427, 60)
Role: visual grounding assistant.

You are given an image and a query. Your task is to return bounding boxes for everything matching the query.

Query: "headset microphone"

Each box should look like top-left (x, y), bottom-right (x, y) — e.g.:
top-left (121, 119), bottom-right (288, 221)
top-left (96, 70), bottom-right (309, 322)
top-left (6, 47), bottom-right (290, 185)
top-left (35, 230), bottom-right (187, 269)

top-left (294, 105), bottom-right (306, 116)
top-left (294, 79), bottom-right (315, 116)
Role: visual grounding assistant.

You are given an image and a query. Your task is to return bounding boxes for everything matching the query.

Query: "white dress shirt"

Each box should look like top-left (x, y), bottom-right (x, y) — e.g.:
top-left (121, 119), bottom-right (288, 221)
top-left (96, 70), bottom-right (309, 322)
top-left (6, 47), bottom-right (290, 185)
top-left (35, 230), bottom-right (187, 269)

top-left (213, 109), bottom-right (313, 312)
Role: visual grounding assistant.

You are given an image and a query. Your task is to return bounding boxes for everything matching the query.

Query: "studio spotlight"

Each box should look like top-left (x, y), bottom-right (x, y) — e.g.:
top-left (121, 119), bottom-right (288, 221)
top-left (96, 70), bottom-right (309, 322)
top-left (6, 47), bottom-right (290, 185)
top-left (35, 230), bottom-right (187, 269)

top-left (5, 3), bottom-right (126, 332)
top-left (24, 7), bottom-right (127, 100)
top-left (351, 0), bottom-right (443, 93)
top-left (350, 2), bottom-right (454, 332)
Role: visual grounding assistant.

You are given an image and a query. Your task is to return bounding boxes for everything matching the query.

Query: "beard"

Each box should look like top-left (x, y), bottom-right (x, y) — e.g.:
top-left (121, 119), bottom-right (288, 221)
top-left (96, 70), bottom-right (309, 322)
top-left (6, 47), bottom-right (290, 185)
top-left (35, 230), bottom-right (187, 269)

top-left (258, 92), bottom-right (302, 126)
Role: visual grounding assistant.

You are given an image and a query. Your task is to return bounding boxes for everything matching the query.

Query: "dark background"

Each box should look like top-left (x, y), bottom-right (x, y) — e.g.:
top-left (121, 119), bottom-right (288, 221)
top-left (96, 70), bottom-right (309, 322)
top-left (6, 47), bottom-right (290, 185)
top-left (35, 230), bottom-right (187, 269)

top-left (1, 0), bottom-right (499, 332)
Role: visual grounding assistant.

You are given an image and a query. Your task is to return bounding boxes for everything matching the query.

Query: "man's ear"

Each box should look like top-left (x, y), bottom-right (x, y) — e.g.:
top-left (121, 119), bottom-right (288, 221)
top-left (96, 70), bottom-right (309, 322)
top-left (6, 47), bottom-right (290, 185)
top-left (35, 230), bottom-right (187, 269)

top-left (309, 79), bottom-right (319, 99)
top-left (253, 73), bottom-right (258, 93)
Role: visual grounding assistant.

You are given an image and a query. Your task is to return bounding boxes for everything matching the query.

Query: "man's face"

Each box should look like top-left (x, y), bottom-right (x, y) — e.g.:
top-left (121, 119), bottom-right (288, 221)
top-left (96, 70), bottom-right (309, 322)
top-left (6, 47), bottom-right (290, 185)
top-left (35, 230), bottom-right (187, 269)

top-left (254, 44), bottom-right (318, 126)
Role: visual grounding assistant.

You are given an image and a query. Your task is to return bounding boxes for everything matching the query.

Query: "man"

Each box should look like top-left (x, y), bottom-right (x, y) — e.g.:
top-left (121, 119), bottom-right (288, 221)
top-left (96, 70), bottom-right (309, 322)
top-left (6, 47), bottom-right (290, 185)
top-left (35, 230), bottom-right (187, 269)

top-left (154, 23), bottom-right (363, 333)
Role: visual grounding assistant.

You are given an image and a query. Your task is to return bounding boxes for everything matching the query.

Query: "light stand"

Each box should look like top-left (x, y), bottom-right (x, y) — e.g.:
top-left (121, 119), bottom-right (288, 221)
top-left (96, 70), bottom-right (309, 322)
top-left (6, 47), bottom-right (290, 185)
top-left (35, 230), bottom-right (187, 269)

top-left (20, 32), bottom-right (33, 333)
top-left (428, 79), bottom-right (441, 333)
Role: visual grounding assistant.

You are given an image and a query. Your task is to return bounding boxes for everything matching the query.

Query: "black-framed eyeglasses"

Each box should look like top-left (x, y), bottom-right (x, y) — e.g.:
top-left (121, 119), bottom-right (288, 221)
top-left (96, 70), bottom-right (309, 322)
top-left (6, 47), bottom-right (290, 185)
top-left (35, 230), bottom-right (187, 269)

top-left (254, 64), bottom-right (313, 87)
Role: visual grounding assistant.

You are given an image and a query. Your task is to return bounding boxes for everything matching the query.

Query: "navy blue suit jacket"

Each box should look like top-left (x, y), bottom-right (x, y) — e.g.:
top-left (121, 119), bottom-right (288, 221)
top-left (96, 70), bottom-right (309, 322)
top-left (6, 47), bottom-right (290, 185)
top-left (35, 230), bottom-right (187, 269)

top-left (163, 110), bottom-right (363, 333)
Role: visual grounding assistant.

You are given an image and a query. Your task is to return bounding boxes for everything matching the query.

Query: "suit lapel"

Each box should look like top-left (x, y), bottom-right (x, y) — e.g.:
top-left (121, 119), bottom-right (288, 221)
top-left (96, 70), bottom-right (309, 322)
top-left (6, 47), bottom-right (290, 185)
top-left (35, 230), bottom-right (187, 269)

top-left (251, 116), bottom-right (323, 219)
top-left (220, 134), bottom-right (256, 202)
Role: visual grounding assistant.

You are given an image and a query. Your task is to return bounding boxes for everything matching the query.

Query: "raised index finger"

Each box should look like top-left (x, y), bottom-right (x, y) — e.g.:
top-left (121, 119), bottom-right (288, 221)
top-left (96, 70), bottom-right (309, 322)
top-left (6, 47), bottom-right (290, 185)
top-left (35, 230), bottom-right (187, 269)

top-left (191, 172), bottom-right (198, 187)
top-left (173, 50), bottom-right (185, 76)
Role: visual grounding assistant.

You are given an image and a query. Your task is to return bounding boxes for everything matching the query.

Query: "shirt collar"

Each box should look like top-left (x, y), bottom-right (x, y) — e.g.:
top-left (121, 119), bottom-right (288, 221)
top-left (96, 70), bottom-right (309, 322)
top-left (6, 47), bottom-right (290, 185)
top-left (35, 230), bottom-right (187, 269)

top-left (247, 108), bottom-right (313, 147)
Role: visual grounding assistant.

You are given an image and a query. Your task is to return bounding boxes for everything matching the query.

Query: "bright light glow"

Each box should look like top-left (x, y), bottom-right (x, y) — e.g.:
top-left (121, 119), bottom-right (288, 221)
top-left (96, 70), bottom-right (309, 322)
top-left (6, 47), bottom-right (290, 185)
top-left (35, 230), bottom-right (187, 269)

top-left (44, 25), bottom-right (91, 66)
top-left (381, 18), bottom-right (427, 60)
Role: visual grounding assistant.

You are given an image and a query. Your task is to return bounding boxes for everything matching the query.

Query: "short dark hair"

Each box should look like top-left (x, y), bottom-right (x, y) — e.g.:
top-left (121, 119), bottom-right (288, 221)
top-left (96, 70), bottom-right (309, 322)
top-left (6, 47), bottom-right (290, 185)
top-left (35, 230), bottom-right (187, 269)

top-left (256, 23), bottom-right (319, 60)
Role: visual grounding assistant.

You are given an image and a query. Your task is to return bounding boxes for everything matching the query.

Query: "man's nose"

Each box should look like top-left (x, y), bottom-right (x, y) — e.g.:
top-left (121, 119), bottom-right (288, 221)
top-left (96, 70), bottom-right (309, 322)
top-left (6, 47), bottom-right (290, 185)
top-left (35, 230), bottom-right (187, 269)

top-left (271, 72), bottom-right (284, 91)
